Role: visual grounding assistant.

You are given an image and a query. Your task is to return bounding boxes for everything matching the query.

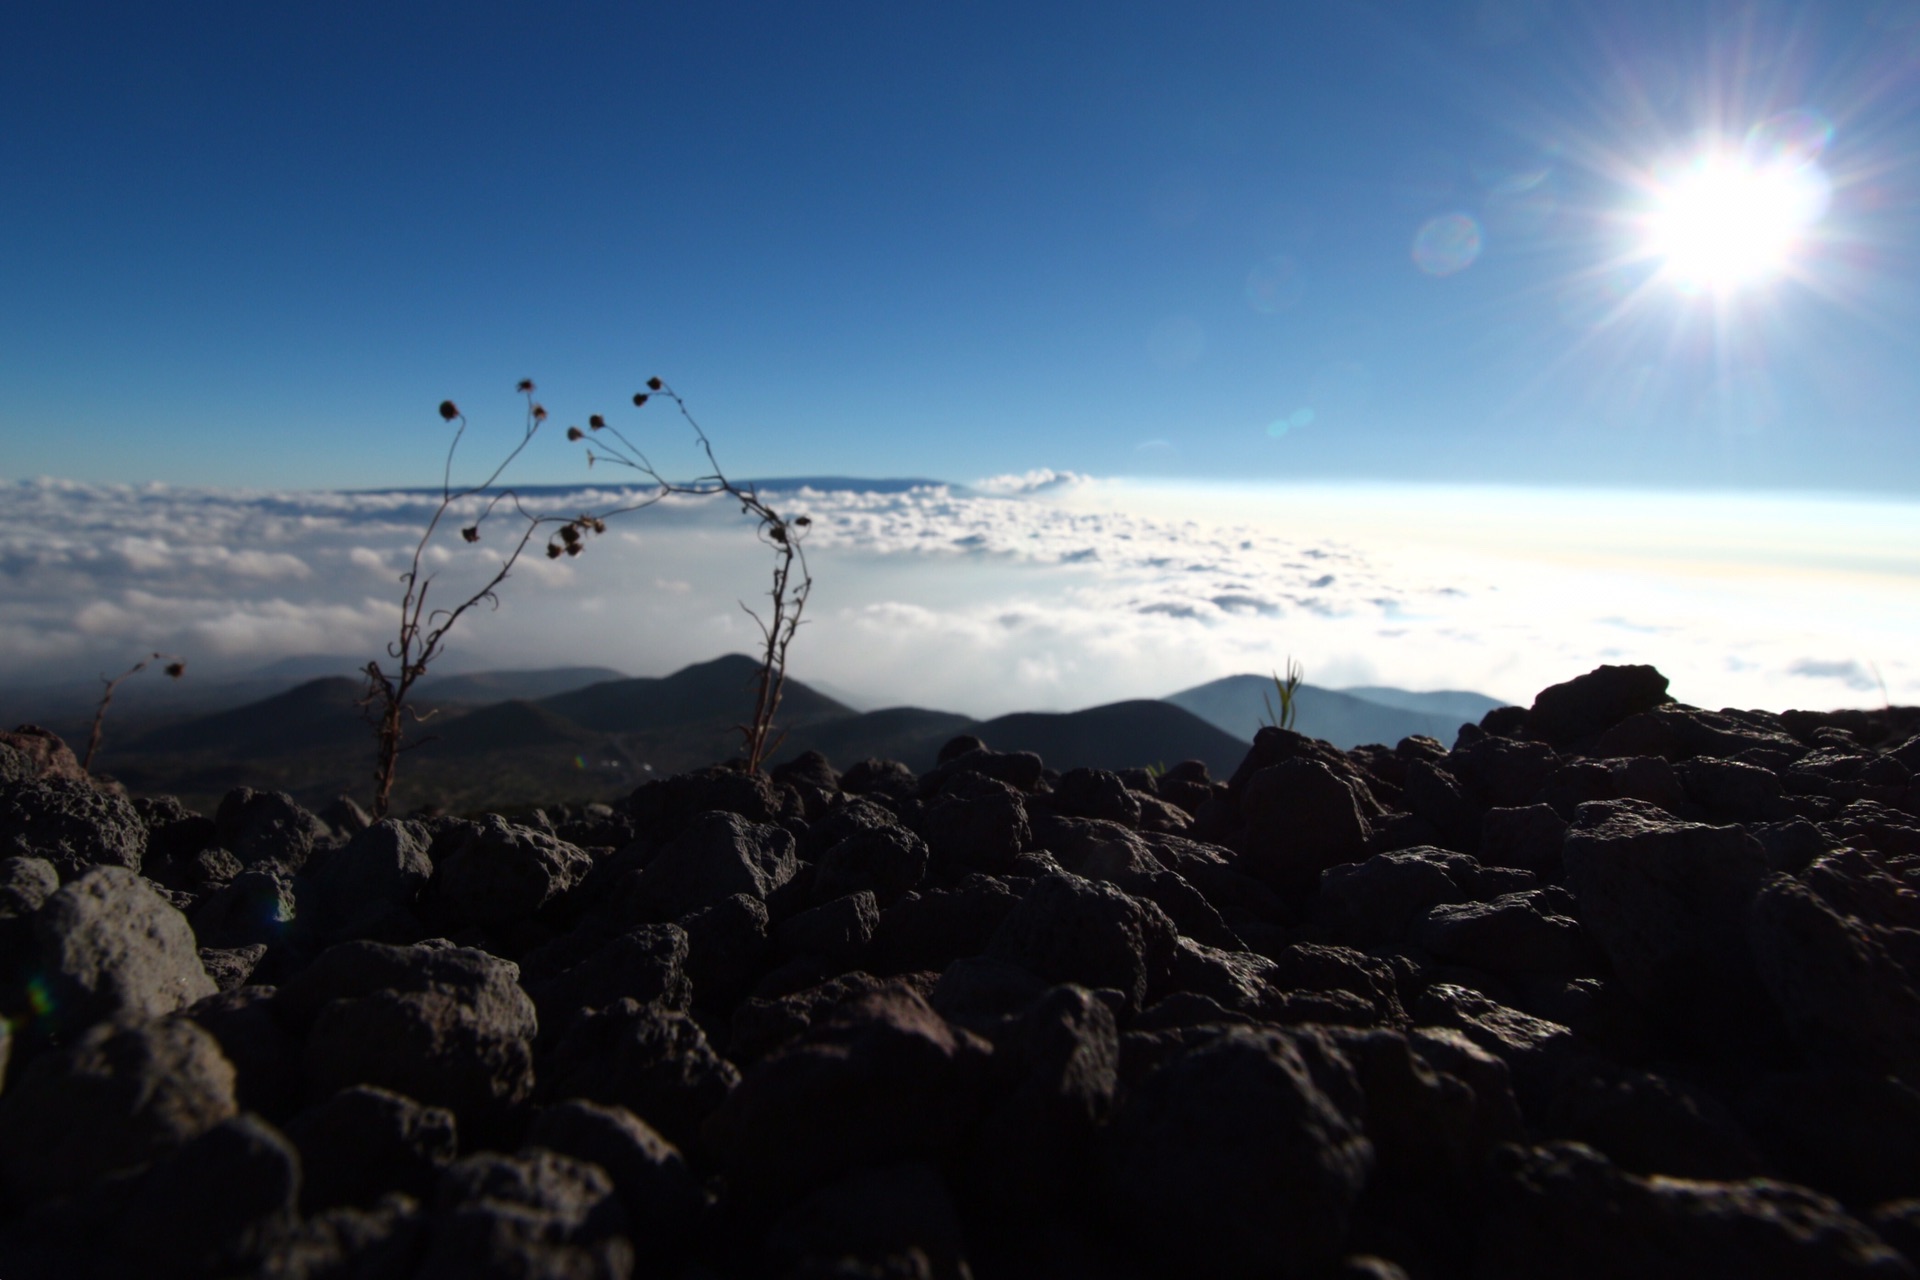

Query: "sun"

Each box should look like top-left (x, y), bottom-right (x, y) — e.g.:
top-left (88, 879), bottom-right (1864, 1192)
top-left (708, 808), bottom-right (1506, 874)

top-left (1640, 133), bottom-right (1831, 293)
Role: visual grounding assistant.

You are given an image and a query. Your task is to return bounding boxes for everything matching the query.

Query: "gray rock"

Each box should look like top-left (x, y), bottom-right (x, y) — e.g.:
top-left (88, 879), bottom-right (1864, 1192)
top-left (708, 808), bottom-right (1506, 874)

top-left (418, 1149), bottom-right (632, 1280)
top-left (30, 865), bottom-right (217, 1034)
top-left (623, 810), bottom-right (797, 921)
top-left (0, 1016), bottom-right (237, 1199)
top-left (109, 1113), bottom-right (301, 1278)
top-left (0, 777), bottom-right (146, 879)
top-left (191, 866), bottom-right (298, 950)
top-left (198, 943), bottom-right (268, 992)
top-left (285, 1083), bottom-right (458, 1211)
top-left (540, 998), bottom-right (739, 1152)
top-left (297, 818), bottom-right (432, 942)
top-left (215, 788), bottom-right (329, 871)
top-left (526, 1099), bottom-right (706, 1249)
top-left (430, 814), bottom-right (592, 928)
top-left (0, 855), bottom-right (60, 916)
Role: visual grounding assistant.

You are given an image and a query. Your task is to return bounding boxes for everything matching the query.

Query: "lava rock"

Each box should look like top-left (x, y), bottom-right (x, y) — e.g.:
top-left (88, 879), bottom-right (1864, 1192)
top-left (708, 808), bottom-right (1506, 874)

top-left (430, 813), bottom-right (593, 929)
top-left (707, 985), bottom-right (992, 1214)
top-left (0, 1016), bottom-right (237, 1200)
top-left (620, 810), bottom-right (797, 922)
top-left (1104, 1025), bottom-right (1374, 1278)
top-left (285, 1084), bottom-right (458, 1211)
top-left (215, 788), bottom-right (330, 871)
top-left (416, 1148), bottom-right (632, 1280)
top-left (540, 998), bottom-right (740, 1152)
top-left (28, 865), bottom-right (217, 1037)
top-left (0, 777), bottom-right (146, 880)
top-left (1477, 1141), bottom-right (1911, 1279)
top-left (526, 1099), bottom-right (707, 1255)
top-left (986, 872), bottom-right (1178, 1012)
top-left (1562, 798), bottom-right (1778, 1049)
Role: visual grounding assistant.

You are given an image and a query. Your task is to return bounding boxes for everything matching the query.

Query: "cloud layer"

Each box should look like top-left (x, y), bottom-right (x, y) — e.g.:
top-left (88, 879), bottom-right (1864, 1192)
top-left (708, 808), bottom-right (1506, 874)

top-left (2, 474), bottom-right (1915, 719)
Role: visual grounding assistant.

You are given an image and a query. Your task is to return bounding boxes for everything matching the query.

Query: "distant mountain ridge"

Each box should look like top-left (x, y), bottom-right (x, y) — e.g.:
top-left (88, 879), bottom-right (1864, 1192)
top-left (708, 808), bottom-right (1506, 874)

top-left (63, 653), bottom-right (1502, 812)
top-left (1164, 675), bottom-right (1502, 750)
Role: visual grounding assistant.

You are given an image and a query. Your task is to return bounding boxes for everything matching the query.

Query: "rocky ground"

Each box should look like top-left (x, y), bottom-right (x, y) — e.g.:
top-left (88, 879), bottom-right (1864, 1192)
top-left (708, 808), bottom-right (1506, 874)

top-left (1, 663), bottom-right (1919, 1278)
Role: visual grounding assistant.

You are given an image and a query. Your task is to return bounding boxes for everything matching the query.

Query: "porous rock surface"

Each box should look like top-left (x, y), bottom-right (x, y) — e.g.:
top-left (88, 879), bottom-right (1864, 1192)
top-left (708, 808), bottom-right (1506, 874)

top-left (2, 662), bottom-right (1920, 1277)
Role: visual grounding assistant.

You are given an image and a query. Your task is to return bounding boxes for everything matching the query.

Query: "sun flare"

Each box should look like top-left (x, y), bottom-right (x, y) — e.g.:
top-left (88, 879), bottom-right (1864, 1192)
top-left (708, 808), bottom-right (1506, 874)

top-left (1641, 132), bottom-right (1832, 293)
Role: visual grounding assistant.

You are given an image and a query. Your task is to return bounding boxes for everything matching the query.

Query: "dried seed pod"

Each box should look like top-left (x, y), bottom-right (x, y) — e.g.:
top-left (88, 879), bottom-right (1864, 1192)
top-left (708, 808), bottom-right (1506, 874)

top-left (546, 542), bottom-right (562, 559)
top-left (164, 662), bottom-right (186, 679)
top-left (533, 404), bottom-right (548, 421)
top-left (632, 393), bottom-right (649, 407)
top-left (439, 400), bottom-right (460, 421)
top-left (517, 379), bottom-right (535, 393)
top-left (567, 426), bottom-right (584, 441)
top-left (461, 526), bottom-right (480, 543)
top-left (646, 376), bottom-right (663, 391)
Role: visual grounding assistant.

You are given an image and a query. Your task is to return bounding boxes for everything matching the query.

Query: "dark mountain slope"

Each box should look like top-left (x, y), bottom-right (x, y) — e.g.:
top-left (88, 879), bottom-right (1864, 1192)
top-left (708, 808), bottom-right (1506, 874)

top-left (974, 700), bottom-right (1248, 776)
top-left (539, 653), bottom-right (853, 733)
top-left (128, 677), bottom-right (373, 758)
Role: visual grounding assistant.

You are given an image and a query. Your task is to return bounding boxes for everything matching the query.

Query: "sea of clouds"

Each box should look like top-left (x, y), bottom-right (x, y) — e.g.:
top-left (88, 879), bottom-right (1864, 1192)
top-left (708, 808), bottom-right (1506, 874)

top-left (1, 472), bottom-right (1914, 720)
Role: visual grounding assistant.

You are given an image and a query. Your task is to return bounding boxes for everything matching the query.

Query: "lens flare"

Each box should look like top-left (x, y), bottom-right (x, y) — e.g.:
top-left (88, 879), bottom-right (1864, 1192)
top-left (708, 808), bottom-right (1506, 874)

top-left (1411, 213), bottom-right (1484, 276)
top-left (1244, 256), bottom-right (1305, 313)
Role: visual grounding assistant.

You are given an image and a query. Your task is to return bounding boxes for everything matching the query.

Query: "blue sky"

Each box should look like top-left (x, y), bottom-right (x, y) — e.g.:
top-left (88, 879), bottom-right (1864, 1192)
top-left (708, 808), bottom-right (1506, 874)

top-left (3, 2), bottom-right (1918, 718)
top-left (5, 0), bottom-right (1917, 493)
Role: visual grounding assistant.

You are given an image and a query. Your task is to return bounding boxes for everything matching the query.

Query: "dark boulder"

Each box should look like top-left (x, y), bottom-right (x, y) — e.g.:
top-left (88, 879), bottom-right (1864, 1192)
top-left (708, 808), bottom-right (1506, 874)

top-left (1318, 847), bottom-right (1534, 946)
top-left (1526, 664), bottom-right (1671, 749)
top-left (1240, 757), bottom-right (1374, 892)
top-left (986, 872), bottom-right (1179, 1012)
top-left (107, 1113), bottom-right (301, 1279)
top-left (1562, 799), bottom-right (1778, 1049)
top-left (1477, 1141), bottom-right (1911, 1279)
top-left (812, 823), bottom-right (928, 906)
top-left (284, 1084), bottom-right (458, 1211)
top-left (0, 776), bottom-right (146, 880)
top-left (429, 813), bottom-right (593, 929)
top-left (295, 817), bottom-right (433, 944)
top-left (1413, 888), bottom-right (1599, 978)
top-left (765, 1161), bottom-right (973, 1280)
top-left (27, 865), bottom-right (217, 1037)
top-left (540, 998), bottom-right (739, 1152)
top-left (628, 764), bottom-right (779, 839)
top-left (923, 774), bottom-right (1030, 874)
top-left (526, 1099), bottom-right (707, 1254)
top-left (1104, 1025), bottom-right (1374, 1278)
top-left (0, 1015), bottom-right (237, 1200)
top-left (190, 865), bottom-right (297, 950)
top-left (215, 788), bottom-right (329, 871)
top-left (619, 811), bottom-right (796, 922)
top-left (416, 1149), bottom-right (632, 1280)
top-left (870, 875), bottom-right (1020, 975)
top-left (706, 985), bottom-right (992, 1213)
top-left (776, 890), bottom-right (880, 965)
top-left (521, 923), bottom-right (691, 1040)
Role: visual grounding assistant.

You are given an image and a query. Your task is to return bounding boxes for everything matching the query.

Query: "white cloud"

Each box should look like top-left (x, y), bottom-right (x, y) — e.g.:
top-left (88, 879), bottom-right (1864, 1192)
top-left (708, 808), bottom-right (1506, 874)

top-left (973, 469), bottom-right (1094, 496)
top-left (0, 476), bottom-right (1915, 719)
